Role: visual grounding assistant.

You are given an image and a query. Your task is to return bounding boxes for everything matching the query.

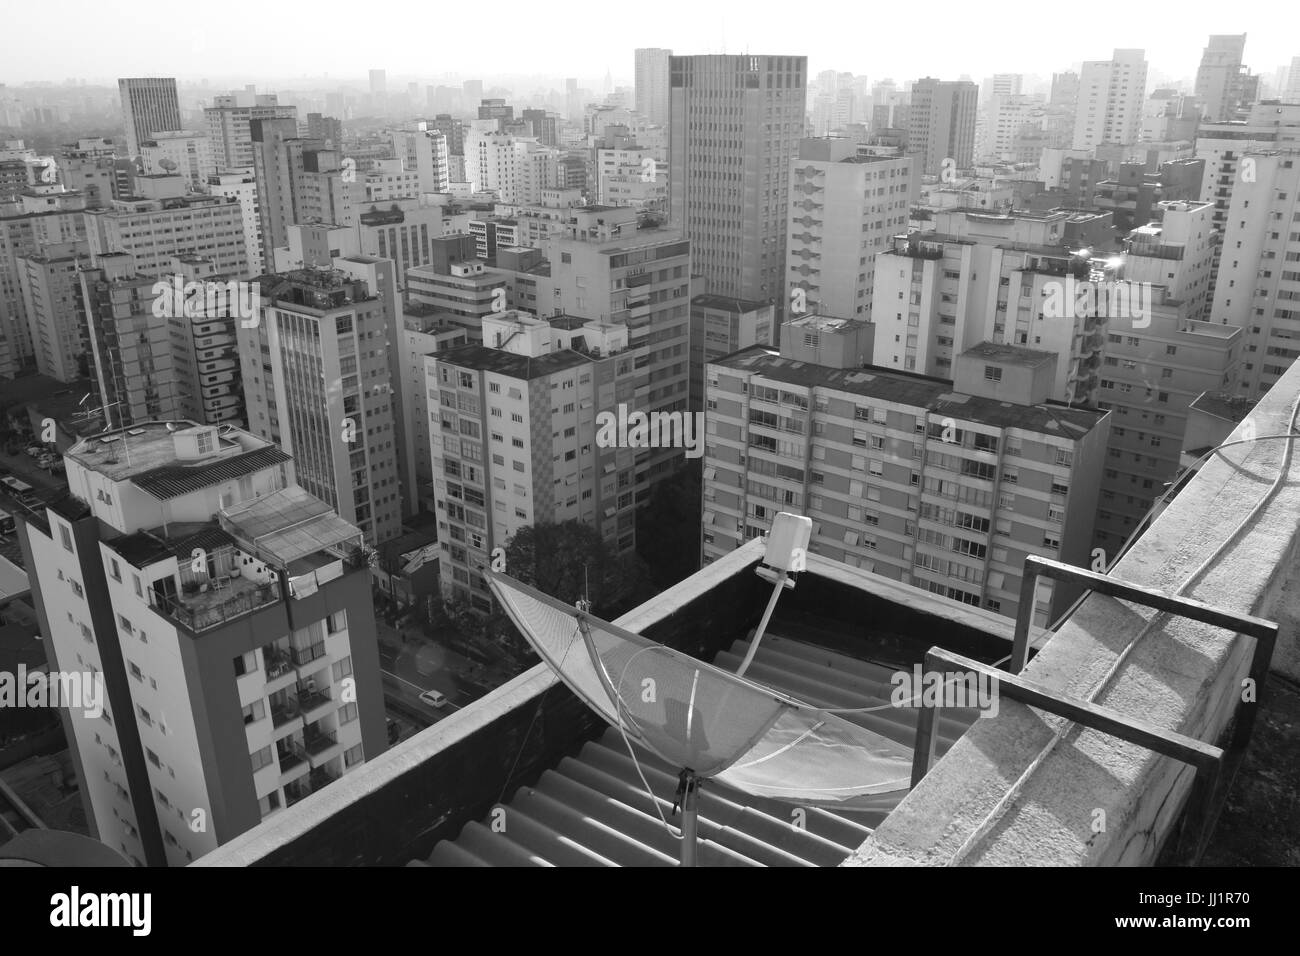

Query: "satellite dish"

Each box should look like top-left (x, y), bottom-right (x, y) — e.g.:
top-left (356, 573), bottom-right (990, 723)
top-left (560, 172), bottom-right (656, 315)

top-left (484, 566), bottom-right (912, 867)
top-left (159, 157), bottom-right (178, 172)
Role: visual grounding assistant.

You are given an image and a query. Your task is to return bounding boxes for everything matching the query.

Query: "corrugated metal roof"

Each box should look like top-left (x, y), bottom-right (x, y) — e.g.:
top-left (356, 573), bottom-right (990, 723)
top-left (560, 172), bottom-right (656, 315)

top-left (415, 634), bottom-right (977, 867)
top-left (132, 446), bottom-right (291, 500)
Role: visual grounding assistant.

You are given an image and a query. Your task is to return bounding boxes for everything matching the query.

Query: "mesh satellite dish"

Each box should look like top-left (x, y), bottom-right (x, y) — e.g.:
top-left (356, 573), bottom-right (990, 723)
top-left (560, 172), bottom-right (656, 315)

top-left (485, 558), bottom-right (912, 867)
top-left (158, 157), bottom-right (178, 172)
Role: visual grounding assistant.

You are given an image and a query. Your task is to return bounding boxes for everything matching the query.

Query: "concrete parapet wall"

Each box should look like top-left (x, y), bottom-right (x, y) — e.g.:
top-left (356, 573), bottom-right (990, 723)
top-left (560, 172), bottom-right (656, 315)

top-left (845, 360), bottom-right (1300, 866)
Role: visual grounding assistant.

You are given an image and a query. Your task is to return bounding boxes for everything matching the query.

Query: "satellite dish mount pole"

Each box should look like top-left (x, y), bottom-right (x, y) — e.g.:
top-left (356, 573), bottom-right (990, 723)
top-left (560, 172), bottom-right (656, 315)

top-left (674, 769), bottom-right (701, 867)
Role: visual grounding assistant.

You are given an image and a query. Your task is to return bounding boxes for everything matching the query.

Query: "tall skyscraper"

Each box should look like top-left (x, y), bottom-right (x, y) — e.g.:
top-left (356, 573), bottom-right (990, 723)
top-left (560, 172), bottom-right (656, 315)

top-left (669, 54), bottom-right (806, 318)
top-left (1194, 34), bottom-right (1248, 122)
top-left (239, 257), bottom-right (408, 543)
top-left (118, 77), bottom-right (182, 159)
top-left (17, 422), bottom-right (386, 866)
top-left (369, 69), bottom-right (387, 96)
top-left (634, 48), bottom-right (672, 126)
top-left (1073, 50), bottom-right (1148, 148)
top-left (907, 77), bottom-right (978, 175)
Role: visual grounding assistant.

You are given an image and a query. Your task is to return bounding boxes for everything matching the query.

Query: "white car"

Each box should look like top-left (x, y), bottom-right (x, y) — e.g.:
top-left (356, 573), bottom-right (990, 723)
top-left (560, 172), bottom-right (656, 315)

top-left (419, 689), bottom-right (449, 709)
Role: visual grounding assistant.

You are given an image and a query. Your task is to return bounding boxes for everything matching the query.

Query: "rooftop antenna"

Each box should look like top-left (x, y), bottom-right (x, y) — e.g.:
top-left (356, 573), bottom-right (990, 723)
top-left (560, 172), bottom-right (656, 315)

top-left (735, 512), bottom-right (811, 677)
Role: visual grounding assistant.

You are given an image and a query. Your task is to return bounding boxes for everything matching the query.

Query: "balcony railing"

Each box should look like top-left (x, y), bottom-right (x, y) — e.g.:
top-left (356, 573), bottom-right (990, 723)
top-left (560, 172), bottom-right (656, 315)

top-left (270, 697), bottom-right (300, 728)
top-left (309, 766), bottom-right (339, 791)
top-left (304, 729), bottom-right (338, 757)
top-left (297, 686), bottom-right (331, 714)
top-left (154, 581), bottom-right (281, 633)
top-left (284, 779), bottom-right (312, 807)
top-left (277, 740), bottom-right (307, 773)
top-left (289, 642), bottom-right (326, 668)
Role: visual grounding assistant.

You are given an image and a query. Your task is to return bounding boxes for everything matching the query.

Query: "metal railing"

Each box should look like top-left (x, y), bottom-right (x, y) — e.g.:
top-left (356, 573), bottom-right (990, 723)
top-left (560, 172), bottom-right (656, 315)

top-left (289, 642), bottom-right (325, 667)
top-left (270, 697), bottom-right (300, 728)
top-left (155, 582), bottom-right (280, 633)
top-left (303, 729), bottom-right (338, 757)
top-left (296, 685), bottom-right (331, 714)
top-left (277, 740), bottom-right (307, 773)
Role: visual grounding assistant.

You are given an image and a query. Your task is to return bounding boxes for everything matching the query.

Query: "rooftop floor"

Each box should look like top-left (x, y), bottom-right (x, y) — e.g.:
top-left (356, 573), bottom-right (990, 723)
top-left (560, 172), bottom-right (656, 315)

top-left (415, 632), bottom-right (975, 866)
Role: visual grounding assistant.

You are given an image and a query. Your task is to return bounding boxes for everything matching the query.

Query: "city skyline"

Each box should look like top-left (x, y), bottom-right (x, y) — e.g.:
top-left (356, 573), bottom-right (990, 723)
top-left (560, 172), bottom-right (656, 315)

top-left (1, 2), bottom-right (1293, 88)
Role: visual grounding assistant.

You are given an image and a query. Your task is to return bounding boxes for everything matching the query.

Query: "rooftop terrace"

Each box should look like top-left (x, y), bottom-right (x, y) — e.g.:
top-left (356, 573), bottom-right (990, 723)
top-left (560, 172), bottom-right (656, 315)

top-left (64, 422), bottom-right (287, 491)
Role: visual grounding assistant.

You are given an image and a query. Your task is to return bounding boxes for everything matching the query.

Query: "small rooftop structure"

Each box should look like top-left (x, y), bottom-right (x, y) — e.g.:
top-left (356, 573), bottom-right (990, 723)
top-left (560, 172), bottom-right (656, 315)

top-left (220, 486), bottom-right (365, 570)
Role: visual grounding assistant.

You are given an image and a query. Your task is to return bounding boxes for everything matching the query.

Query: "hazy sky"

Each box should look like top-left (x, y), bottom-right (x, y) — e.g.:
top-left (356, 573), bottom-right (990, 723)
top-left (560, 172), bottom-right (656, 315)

top-left (3, 0), bottom-right (1294, 89)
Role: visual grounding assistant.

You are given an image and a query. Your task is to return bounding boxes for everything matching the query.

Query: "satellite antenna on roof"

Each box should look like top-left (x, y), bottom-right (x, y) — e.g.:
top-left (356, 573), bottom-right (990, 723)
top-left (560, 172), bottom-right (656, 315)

top-left (484, 512), bottom-right (911, 868)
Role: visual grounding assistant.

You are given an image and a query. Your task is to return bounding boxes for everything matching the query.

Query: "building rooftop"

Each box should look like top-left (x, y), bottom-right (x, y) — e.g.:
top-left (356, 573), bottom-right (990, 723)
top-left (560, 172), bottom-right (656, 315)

top-left (783, 314), bottom-right (870, 334)
top-left (220, 485), bottom-right (364, 570)
top-left (435, 344), bottom-right (591, 380)
top-left (960, 341), bottom-right (1058, 368)
top-left (712, 347), bottom-right (1105, 435)
top-left (1190, 392), bottom-right (1257, 424)
top-left (692, 294), bottom-right (771, 313)
top-left (65, 422), bottom-right (288, 494)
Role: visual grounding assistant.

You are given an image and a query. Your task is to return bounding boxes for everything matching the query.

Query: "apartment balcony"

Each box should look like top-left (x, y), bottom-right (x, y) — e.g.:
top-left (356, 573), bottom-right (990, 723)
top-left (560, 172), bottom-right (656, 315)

top-left (277, 740), bottom-right (309, 782)
top-left (270, 696), bottom-right (301, 730)
top-left (309, 765), bottom-right (339, 792)
top-left (297, 685), bottom-right (333, 723)
top-left (264, 645), bottom-right (295, 690)
top-left (154, 576), bottom-right (281, 633)
top-left (284, 779), bottom-right (312, 808)
top-left (303, 730), bottom-right (342, 769)
top-left (289, 642), bottom-right (326, 670)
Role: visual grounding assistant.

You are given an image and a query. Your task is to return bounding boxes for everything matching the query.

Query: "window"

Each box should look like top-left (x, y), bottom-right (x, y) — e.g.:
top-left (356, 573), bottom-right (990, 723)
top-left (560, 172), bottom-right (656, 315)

top-left (983, 366), bottom-right (1002, 382)
top-left (250, 745), bottom-right (273, 772)
top-left (59, 524), bottom-right (73, 552)
top-left (344, 745), bottom-right (364, 768)
top-left (327, 610), bottom-right (348, 633)
top-left (339, 702), bottom-right (359, 724)
top-left (332, 656), bottom-right (353, 681)
top-left (109, 559), bottom-right (121, 582)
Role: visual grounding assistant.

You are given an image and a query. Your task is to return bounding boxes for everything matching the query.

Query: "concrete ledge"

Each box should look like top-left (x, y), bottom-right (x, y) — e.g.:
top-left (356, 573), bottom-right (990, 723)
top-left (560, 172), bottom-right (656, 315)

top-left (845, 361), bottom-right (1300, 866)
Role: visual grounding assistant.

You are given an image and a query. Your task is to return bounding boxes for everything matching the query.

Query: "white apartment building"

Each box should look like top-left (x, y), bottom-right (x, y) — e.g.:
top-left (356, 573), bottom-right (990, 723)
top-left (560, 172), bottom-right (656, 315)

top-left (1073, 50), bottom-right (1149, 149)
top-left (207, 168), bottom-right (264, 276)
top-left (786, 138), bottom-right (916, 320)
top-left (871, 209), bottom-right (1104, 404)
top-left (1209, 147), bottom-right (1300, 399)
top-left (205, 92), bottom-right (297, 171)
top-left (0, 188), bottom-right (88, 371)
top-left (16, 422), bottom-right (386, 866)
top-left (634, 48), bottom-right (672, 126)
top-left (16, 240), bottom-right (92, 382)
top-left (701, 332), bottom-right (1109, 627)
top-left (83, 186), bottom-right (250, 279)
top-left (427, 316), bottom-right (638, 610)
top-left (388, 127), bottom-right (451, 195)
top-left (239, 260), bottom-right (408, 543)
top-left (595, 145), bottom-right (666, 213)
top-left (1093, 300), bottom-right (1239, 553)
top-left (139, 130), bottom-right (216, 192)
